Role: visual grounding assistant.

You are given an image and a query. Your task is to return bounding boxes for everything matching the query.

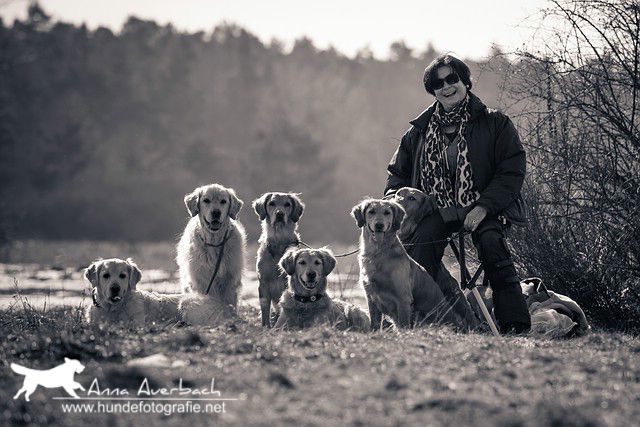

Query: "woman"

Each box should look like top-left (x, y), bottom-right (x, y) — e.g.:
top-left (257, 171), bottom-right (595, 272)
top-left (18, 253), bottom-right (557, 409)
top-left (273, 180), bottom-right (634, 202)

top-left (384, 54), bottom-right (531, 334)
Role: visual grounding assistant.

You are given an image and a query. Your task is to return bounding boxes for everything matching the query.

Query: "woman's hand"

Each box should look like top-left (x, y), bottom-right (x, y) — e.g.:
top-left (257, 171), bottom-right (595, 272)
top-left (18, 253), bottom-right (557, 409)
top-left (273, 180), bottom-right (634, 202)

top-left (463, 206), bottom-right (488, 232)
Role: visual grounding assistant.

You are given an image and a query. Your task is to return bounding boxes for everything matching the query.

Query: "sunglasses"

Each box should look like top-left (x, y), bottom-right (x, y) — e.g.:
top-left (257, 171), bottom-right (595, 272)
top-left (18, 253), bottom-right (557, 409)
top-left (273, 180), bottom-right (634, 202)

top-left (431, 73), bottom-right (461, 90)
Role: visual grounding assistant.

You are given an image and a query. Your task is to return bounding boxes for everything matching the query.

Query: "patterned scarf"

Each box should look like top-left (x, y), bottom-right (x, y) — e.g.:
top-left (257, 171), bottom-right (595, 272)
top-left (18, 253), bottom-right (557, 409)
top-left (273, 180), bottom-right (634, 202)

top-left (419, 95), bottom-right (479, 208)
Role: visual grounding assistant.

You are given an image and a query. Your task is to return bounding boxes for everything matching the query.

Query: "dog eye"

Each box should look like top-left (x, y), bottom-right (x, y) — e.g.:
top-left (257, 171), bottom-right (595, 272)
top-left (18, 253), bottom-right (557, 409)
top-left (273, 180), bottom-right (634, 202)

top-left (203, 198), bottom-right (210, 204)
top-left (119, 273), bottom-right (126, 279)
top-left (102, 273), bottom-right (110, 279)
top-left (298, 260), bottom-right (307, 265)
top-left (268, 201), bottom-right (276, 207)
top-left (383, 210), bottom-right (391, 215)
top-left (367, 209), bottom-right (375, 215)
top-left (220, 199), bottom-right (227, 204)
top-left (314, 260), bottom-right (321, 265)
top-left (284, 202), bottom-right (291, 207)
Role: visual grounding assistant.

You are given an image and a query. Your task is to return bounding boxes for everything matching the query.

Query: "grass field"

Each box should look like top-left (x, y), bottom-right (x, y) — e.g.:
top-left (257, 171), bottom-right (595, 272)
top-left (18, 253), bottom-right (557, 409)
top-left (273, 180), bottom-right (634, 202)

top-left (1, 241), bottom-right (639, 426)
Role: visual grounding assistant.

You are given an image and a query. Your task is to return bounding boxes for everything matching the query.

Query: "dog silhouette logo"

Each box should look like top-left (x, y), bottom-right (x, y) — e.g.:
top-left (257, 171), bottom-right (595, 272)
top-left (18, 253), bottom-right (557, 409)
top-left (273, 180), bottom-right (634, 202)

top-left (11, 357), bottom-right (86, 401)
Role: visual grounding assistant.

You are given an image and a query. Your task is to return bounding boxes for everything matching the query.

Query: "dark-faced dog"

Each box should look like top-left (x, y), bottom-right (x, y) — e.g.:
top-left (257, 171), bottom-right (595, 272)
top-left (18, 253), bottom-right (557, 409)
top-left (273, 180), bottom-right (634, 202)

top-left (253, 192), bottom-right (305, 327)
top-left (352, 198), bottom-right (470, 330)
top-left (274, 248), bottom-right (370, 331)
top-left (394, 186), bottom-right (481, 328)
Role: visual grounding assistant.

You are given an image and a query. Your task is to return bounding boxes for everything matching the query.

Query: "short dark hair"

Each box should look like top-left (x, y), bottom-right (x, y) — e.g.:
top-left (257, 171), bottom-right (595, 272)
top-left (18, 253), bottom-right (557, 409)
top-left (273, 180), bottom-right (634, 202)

top-left (423, 54), bottom-right (472, 95)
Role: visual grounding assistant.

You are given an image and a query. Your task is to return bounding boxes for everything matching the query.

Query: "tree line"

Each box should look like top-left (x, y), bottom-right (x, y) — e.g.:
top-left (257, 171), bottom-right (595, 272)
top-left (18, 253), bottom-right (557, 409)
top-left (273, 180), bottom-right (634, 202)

top-left (0, 4), bottom-right (507, 244)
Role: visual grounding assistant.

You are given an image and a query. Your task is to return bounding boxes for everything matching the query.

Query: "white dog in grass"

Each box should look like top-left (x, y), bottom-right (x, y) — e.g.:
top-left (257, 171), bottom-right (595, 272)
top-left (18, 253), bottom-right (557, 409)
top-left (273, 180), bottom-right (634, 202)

top-left (176, 184), bottom-right (246, 325)
top-left (12, 358), bottom-right (85, 401)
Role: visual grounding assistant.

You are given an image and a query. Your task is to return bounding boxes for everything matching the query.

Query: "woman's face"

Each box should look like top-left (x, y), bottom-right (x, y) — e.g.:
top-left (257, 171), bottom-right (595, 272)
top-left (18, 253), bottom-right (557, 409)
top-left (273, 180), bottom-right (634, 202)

top-left (433, 65), bottom-right (467, 111)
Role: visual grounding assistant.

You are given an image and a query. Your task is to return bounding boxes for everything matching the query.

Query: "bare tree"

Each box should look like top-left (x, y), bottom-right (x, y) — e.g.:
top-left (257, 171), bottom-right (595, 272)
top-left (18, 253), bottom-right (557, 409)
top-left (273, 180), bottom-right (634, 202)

top-left (508, 0), bottom-right (640, 329)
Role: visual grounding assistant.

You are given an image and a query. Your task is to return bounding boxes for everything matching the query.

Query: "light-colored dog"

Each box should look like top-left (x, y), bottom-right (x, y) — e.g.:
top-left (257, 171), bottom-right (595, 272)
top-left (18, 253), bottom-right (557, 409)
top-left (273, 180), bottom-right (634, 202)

top-left (176, 183), bottom-right (246, 325)
top-left (275, 248), bottom-right (370, 331)
top-left (12, 358), bottom-right (85, 401)
top-left (352, 198), bottom-right (469, 330)
top-left (253, 192), bottom-right (305, 327)
top-left (85, 258), bottom-right (181, 327)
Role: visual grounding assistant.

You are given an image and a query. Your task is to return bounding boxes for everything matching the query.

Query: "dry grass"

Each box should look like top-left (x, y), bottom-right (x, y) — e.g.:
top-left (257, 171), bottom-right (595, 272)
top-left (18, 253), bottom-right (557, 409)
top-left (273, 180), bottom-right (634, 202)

top-left (1, 301), bottom-right (639, 426)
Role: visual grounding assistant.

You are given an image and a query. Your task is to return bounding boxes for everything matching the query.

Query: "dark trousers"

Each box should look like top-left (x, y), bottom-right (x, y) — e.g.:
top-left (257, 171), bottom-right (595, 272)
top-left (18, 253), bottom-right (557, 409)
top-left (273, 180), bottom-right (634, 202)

top-left (404, 212), bottom-right (531, 333)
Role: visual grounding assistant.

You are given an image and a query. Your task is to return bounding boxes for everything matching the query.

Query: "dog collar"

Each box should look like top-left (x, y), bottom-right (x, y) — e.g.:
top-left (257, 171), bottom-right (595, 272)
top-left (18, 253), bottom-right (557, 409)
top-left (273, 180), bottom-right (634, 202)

top-left (294, 294), bottom-right (323, 303)
top-left (201, 229), bottom-right (230, 248)
top-left (91, 288), bottom-right (101, 308)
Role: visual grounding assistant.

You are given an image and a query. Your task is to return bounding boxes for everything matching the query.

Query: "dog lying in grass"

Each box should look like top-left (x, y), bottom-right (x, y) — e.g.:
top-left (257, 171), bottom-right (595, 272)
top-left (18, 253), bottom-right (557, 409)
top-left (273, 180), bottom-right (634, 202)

top-left (274, 247), bottom-right (370, 331)
top-left (253, 192), bottom-right (305, 327)
top-left (352, 198), bottom-right (470, 330)
top-left (85, 258), bottom-right (181, 327)
top-left (177, 183), bottom-right (246, 325)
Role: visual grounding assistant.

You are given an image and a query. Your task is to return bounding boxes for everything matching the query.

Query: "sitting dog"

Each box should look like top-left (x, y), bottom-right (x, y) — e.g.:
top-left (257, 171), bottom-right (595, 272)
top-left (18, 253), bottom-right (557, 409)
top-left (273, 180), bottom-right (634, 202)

top-left (393, 187), bottom-right (438, 240)
top-left (85, 258), bottom-right (181, 327)
top-left (274, 248), bottom-right (370, 331)
top-left (394, 186), bottom-right (481, 328)
top-left (253, 192), bottom-right (305, 327)
top-left (176, 183), bottom-right (246, 325)
top-left (352, 198), bottom-right (470, 330)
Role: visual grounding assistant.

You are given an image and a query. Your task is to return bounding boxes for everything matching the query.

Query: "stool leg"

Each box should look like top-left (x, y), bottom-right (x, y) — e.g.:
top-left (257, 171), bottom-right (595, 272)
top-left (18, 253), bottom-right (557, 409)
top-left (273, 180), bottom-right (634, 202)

top-left (472, 288), bottom-right (500, 336)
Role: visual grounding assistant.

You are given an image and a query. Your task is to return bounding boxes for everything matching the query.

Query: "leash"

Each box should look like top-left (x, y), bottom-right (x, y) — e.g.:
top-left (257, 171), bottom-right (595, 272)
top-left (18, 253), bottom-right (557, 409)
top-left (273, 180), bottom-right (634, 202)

top-left (204, 229), bottom-right (231, 295)
top-left (331, 231), bottom-right (470, 258)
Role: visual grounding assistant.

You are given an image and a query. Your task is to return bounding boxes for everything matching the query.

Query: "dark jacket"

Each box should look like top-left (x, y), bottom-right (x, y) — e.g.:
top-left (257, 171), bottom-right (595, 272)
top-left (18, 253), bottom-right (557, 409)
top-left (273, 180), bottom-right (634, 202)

top-left (384, 92), bottom-right (526, 223)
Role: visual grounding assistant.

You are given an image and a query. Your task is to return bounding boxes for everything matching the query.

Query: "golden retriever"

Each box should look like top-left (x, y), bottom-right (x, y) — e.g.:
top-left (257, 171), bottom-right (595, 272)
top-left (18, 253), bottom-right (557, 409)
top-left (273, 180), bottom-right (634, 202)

top-left (394, 186), bottom-right (481, 328)
top-left (352, 198), bottom-right (470, 330)
top-left (253, 192), bottom-right (305, 327)
top-left (85, 258), bottom-right (181, 327)
top-left (176, 183), bottom-right (246, 325)
top-left (274, 248), bottom-right (370, 331)
top-left (393, 187), bottom-right (438, 240)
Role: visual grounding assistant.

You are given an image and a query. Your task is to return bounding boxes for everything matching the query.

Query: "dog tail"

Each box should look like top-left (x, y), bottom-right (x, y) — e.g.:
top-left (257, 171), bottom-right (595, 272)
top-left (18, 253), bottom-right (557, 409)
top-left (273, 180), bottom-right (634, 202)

top-left (345, 305), bottom-right (371, 332)
top-left (10, 363), bottom-right (31, 376)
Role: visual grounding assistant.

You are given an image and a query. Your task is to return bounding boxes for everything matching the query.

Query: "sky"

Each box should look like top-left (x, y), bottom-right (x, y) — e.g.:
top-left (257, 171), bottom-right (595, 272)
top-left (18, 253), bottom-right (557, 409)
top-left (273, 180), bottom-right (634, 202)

top-left (0, 0), bottom-right (548, 60)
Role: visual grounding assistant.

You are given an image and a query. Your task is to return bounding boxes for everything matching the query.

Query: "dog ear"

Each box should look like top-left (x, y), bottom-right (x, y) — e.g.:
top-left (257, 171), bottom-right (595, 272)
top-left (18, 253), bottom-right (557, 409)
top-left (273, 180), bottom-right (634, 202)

top-left (319, 249), bottom-right (336, 276)
top-left (252, 193), bottom-right (270, 220)
top-left (279, 248), bottom-right (298, 276)
top-left (289, 194), bottom-right (305, 223)
top-left (84, 260), bottom-right (101, 288)
top-left (419, 193), bottom-right (438, 218)
top-left (227, 188), bottom-right (243, 220)
top-left (351, 200), bottom-right (368, 228)
top-left (390, 201), bottom-right (406, 231)
top-left (126, 258), bottom-right (142, 290)
top-left (184, 189), bottom-right (200, 217)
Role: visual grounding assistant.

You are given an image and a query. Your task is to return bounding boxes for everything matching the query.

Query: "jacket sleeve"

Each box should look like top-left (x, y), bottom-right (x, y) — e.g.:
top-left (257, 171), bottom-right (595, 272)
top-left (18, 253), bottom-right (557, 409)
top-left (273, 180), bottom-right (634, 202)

top-left (475, 113), bottom-right (526, 215)
top-left (383, 127), bottom-right (415, 199)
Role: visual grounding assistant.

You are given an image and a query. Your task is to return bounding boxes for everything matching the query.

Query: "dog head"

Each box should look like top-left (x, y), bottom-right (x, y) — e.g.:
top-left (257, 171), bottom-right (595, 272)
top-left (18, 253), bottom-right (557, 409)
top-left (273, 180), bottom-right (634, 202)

top-left (64, 357), bottom-right (85, 374)
top-left (394, 187), bottom-right (433, 238)
top-left (84, 258), bottom-right (142, 307)
top-left (279, 248), bottom-right (336, 296)
top-left (351, 198), bottom-right (405, 242)
top-left (184, 184), bottom-right (243, 234)
top-left (520, 277), bottom-right (551, 307)
top-left (253, 192), bottom-right (304, 226)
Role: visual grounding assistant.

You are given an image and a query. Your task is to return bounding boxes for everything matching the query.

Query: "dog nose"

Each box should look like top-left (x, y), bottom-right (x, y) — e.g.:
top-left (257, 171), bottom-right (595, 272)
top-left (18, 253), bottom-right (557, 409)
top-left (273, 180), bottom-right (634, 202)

top-left (275, 211), bottom-right (285, 220)
top-left (374, 222), bottom-right (385, 232)
top-left (307, 271), bottom-right (316, 280)
top-left (110, 284), bottom-right (121, 294)
top-left (212, 210), bottom-right (221, 219)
